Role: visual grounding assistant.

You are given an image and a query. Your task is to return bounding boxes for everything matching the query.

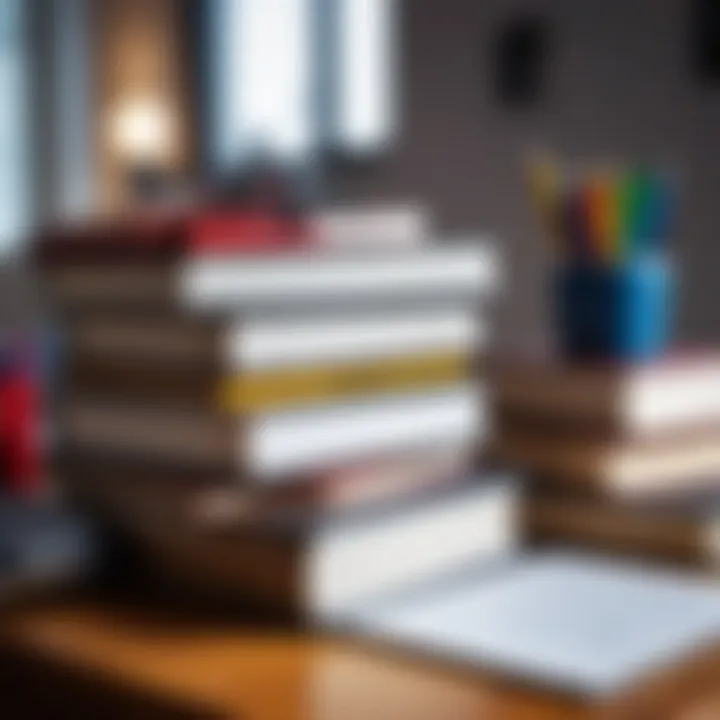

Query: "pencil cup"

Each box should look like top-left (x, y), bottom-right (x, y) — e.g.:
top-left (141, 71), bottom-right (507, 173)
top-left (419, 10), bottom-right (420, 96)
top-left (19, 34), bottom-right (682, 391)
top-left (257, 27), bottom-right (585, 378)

top-left (553, 254), bottom-right (673, 361)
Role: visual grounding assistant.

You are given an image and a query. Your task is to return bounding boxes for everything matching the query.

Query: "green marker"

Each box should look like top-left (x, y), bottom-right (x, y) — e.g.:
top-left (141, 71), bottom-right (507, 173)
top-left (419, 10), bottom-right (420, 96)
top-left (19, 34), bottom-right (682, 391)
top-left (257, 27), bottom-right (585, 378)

top-left (620, 168), bottom-right (644, 262)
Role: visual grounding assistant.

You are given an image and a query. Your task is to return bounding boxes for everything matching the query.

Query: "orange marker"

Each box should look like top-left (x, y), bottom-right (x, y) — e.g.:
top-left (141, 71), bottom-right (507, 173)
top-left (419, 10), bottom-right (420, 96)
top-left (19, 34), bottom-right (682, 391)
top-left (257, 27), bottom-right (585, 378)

top-left (588, 171), bottom-right (621, 263)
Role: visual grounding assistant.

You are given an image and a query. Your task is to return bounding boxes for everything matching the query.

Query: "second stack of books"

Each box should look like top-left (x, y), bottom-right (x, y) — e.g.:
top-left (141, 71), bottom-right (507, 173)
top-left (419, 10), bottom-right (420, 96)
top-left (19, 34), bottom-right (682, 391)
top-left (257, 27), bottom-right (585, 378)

top-left (38, 213), bottom-right (517, 618)
top-left (493, 354), bottom-right (720, 571)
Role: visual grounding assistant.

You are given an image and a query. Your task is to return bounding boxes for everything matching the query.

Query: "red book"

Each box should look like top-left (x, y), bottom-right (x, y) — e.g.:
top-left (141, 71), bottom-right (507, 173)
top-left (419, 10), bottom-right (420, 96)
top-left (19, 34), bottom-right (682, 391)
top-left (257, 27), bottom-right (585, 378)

top-left (190, 211), bottom-right (307, 252)
top-left (35, 208), bottom-right (309, 266)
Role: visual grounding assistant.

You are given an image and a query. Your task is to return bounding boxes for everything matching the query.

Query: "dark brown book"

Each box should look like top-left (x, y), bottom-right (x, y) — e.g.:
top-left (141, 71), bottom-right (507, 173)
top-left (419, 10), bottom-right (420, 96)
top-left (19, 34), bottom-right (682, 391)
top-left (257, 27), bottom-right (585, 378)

top-left (63, 457), bottom-right (516, 618)
top-left (65, 313), bottom-right (227, 368)
top-left (493, 425), bottom-right (720, 497)
top-left (35, 213), bottom-right (189, 265)
top-left (525, 491), bottom-right (720, 570)
top-left (59, 447), bottom-right (475, 522)
top-left (495, 405), bottom-right (718, 445)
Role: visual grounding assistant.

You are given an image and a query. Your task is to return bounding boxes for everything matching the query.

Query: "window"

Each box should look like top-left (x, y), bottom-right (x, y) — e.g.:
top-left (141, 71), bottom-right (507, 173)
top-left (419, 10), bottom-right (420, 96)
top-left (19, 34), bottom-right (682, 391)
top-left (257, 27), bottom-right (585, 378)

top-left (52, 0), bottom-right (93, 218)
top-left (213, 0), bottom-right (315, 166)
top-left (0, 0), bottom-right (30, 253)
top-left (332, 0), bottom-right (396, 154)
top-left (210, 0), bottom-right (398, 169)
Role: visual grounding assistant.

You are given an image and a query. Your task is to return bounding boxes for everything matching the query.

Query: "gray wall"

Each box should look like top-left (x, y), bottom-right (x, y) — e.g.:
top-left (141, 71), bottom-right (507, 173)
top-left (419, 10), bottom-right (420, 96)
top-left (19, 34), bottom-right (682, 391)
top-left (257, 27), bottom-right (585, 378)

top-left (334, 0), bottom-right (720, 348)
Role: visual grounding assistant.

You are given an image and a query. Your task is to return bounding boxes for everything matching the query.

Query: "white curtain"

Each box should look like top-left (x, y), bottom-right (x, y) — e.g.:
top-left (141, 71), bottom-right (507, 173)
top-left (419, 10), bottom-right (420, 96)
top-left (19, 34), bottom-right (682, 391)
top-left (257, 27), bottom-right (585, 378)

top-left (333, 0), bottom-right (397, 153)
top-left (213, 0), bottom-right (315, 166)
top-left (211, 0), bottom-right (397, 169)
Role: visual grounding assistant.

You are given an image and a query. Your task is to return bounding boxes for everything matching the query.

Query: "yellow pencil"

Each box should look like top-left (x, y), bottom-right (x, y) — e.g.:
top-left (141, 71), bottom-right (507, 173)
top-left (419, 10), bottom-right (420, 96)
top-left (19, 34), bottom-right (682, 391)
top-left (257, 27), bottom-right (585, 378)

top-left (526, 154), bottom-right (563, 253)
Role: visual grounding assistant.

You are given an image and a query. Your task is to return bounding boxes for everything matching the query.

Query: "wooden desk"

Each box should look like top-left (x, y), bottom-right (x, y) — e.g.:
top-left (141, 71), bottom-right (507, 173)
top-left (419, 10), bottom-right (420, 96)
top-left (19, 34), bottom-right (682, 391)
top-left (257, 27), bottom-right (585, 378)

top-left (0, 600), bottom-right (719, 720)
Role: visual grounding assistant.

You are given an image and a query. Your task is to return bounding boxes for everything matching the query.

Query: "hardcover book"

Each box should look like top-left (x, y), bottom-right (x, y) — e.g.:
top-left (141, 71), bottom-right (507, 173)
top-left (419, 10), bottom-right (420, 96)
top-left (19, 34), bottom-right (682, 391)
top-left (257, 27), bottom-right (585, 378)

top-left (526, 490), bottom-right (720, 570)
top-left (494, 428), bottom-right (720, 496)
top-left (40, 243), bottom-right (500, 312)
top-left (66, 309), bottom-right (486, 412)
top-left (71, 470), bottom-right (518, 618)
top-left (60, 385), bottom-right (485, 479)
top-left (492, 352), bottom-right (720, 437)
top-left (61, 445), bottom-right (476, 519)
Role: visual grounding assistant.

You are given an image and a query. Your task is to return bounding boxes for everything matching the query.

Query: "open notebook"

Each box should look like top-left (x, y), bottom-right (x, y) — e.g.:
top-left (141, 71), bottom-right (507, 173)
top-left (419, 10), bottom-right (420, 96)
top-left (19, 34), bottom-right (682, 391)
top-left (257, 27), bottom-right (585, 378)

top-left (326, 552), bottom-right (720, 698)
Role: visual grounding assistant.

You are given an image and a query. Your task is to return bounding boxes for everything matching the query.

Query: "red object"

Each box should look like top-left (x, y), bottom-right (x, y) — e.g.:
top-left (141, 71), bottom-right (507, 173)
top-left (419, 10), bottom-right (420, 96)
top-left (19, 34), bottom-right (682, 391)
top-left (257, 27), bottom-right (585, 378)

top-left (189, 211), bottom-right (307, 252)
top-left (0, 366), bottom-right (42, 497)
top-left (35, 209), bottom-right (310, 265)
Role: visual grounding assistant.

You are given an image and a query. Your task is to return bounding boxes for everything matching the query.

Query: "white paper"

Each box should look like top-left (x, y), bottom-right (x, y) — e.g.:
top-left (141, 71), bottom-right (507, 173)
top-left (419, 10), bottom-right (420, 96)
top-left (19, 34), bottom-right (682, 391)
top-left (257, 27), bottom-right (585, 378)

top-left (333, 552), bottom-right (720, 697)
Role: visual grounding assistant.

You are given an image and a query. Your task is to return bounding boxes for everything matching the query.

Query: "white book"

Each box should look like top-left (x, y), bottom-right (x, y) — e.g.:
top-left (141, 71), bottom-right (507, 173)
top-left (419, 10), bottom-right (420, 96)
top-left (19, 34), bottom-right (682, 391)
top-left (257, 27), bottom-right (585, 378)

top-left (62, 384), bottom-right (485, 479)
top-left (311, 203), bottom-right (431, 249)
top-left (306, 479), bottom-right (518, 616)
top-left (71, 309), bottom-right (487, 370)
top-left (330, 552), bottom-right (720, 697)
top-left (47, 242), bottom-right (500, 310)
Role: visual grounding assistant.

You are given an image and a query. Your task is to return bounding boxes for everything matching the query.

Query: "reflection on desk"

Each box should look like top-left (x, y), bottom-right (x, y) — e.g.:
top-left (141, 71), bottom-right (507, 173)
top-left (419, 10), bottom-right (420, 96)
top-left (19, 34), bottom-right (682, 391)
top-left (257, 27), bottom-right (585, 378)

top-left (1, 601), bottom-right (720, 719)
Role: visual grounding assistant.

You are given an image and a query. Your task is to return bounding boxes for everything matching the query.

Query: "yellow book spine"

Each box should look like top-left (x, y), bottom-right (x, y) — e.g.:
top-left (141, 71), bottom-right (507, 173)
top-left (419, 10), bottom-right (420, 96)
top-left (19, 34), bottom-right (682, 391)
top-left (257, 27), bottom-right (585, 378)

top-left (217, 351), bottom-right (474, 413)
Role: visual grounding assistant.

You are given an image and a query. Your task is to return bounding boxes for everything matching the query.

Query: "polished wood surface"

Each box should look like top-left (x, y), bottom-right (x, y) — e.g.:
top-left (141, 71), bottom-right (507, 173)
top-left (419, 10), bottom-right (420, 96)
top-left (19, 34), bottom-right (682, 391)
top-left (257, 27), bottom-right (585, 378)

top-left (1, 600), bottom-right (720, 720)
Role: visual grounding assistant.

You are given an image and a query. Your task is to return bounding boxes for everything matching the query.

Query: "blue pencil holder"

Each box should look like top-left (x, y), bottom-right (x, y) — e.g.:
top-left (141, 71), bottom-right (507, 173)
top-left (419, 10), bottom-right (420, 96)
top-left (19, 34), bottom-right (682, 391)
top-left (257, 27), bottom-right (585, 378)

top-left (553, 254), bottom-right (674, 361)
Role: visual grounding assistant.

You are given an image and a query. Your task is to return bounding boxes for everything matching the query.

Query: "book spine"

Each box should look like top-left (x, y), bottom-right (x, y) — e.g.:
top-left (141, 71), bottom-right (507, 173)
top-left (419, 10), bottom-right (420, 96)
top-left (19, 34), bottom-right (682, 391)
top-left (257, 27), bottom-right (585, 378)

top-left (126, 507), bottom-right (303, 614)
top-left (68, 317), bottom-right (225, 365)
top-left (45, 265), bottom-right (179, 310)
top-left (492, 434), bottom-right (603, 486)
top-left (57, 443), bottom-right (476, 523)
top-left (60, 403), bottom-right (238, 470)
top-left (526, 498), bottom-right (705, 567)
top-left (492, 372), bottom-right (621, 430)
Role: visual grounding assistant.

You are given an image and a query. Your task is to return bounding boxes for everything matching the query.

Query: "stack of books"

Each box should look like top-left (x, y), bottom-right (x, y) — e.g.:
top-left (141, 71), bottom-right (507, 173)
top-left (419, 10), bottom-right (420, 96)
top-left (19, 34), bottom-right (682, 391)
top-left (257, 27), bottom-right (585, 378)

top-left (493, 354), bottom-right (720, 570)
top-left (36, 212), bottom-right (517, 619)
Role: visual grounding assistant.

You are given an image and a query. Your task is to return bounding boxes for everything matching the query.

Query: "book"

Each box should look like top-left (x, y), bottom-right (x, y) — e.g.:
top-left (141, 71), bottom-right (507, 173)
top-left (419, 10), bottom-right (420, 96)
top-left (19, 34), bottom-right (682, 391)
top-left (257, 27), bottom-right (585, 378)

top-left (35, 209), bottom-right (307, 259)
top-left (66, 310), bottom-right (485, 411)
top-left (68, 309), bottom-right (484, 370)
top-left (526, 491), bottom-right (720, 570)
top-left (75, 471), bottom-right (518, 618)
top-left (40, 243), bottom-right (499, 312)
top-left (311, 203), bottom-right (430, 249)
top-left (60, 444), bottom-right (476, 519)
top-left (69, 350), bottom-right (475, 413)
top-left (494, 428), bottom-right (720, 496)
top-left (60, 384), bottom-right (485, 478)
top-left (331, 552), bottom-right (720, 697)
top-left (492, 353), bottom-right (720, 438)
